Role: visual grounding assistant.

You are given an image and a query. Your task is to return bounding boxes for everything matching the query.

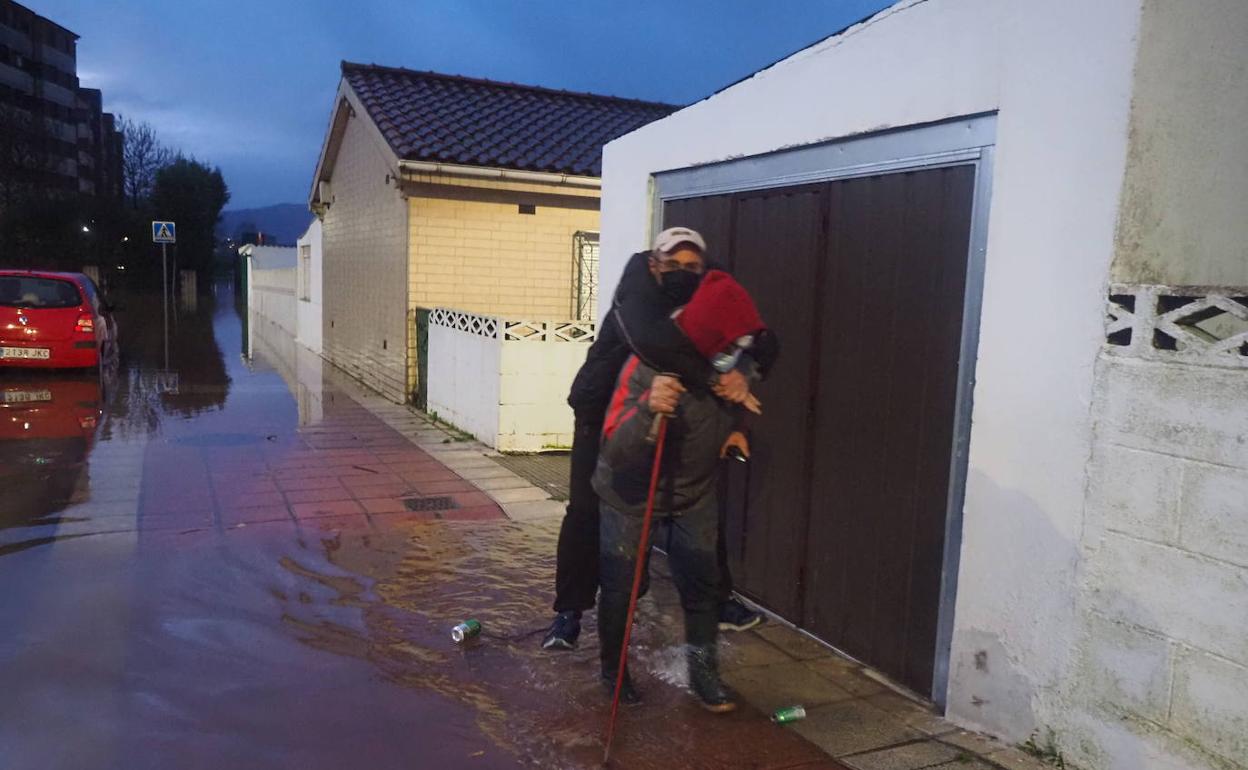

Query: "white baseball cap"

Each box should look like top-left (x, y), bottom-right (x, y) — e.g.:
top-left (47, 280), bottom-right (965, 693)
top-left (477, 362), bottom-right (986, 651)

top-left (653, 226), bottom-right (707, 255)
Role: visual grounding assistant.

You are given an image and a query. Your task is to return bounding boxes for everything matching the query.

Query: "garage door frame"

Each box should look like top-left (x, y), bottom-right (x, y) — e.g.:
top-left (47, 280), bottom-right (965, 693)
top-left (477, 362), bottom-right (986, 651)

top-left (652, 114), bottom-right (996, 706)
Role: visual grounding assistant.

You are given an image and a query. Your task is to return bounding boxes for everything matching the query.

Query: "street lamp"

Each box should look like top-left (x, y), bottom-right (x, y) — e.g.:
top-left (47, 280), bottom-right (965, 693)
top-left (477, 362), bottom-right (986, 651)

top-left (81, 225), bottom-right (91, 233)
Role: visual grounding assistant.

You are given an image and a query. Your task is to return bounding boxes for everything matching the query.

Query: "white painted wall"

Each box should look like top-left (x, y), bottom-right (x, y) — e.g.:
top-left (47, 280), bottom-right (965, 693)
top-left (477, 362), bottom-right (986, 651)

top-left (600, 0), bottom-right (1150, 764)
top-left (498, 334), bottom-right (581, 451)
top-left (1073, 0), bottom-right (1248, 763)
top-left (427, 319), bottom-right (502, 447)
top-left (245, 245), bottom-right (298, 339)
top-left (426, 310), bottom-right (590, 452)
top-left (1112, 0), bottom-right (1248, 287)
top-left (296, 217), bottom-right (323, 355)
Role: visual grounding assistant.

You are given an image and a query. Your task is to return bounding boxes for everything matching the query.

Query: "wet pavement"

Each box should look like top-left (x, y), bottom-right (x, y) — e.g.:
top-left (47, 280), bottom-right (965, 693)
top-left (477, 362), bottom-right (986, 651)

top-left (0, 287), bottom-right (849, 769)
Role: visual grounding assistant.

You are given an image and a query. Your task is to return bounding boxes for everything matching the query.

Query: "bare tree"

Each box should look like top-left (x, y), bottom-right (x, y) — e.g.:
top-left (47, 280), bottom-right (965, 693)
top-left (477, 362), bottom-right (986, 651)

top-left (119, 115), bottom-right (172, 209)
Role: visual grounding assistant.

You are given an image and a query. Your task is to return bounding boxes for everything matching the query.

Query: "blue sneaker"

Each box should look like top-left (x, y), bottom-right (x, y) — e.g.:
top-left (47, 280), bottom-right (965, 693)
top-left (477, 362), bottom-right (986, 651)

top-left (718, 598), bottom-right (763, 632)
top-left (541, 611), bottom-right (582, 650)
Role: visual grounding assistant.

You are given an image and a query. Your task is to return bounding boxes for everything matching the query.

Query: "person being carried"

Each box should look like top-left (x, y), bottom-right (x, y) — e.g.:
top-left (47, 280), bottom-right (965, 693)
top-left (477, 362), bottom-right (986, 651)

top-left (543, 227), bottom-right (762, 651)
top-left (593, 270), bottom-right (778, 712)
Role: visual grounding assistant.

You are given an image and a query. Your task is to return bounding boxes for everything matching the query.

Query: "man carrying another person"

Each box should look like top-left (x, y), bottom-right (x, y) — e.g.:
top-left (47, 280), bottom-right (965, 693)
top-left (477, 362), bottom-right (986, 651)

top-left (543, 227), bottom-right (763, 650)
top-left (594, 269), bottom-right (778, 711)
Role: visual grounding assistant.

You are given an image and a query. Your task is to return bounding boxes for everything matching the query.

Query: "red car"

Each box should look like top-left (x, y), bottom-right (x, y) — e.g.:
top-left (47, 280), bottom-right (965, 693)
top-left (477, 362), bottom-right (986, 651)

top-left (0, 270), bottom-right (118, 369)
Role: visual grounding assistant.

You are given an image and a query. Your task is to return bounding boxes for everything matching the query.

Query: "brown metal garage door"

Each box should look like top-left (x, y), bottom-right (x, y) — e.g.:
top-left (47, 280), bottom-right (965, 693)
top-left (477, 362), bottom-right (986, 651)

top-left (664, 164), bottom-right (976, 696)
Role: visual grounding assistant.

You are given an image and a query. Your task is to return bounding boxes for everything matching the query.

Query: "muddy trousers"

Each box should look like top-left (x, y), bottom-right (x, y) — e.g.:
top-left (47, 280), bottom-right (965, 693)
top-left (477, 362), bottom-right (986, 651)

top-left (597, 498), bottom-right (720, 676)
top-left (553, 414), bottom-right (736, 614)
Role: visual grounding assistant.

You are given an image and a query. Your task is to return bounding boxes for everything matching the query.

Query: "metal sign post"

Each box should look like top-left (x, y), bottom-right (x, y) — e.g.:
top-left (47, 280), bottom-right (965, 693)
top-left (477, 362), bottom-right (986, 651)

top-left (152, 221), bottom-right (177, 372)
top-left (161, 241), bottom-right (168, 368)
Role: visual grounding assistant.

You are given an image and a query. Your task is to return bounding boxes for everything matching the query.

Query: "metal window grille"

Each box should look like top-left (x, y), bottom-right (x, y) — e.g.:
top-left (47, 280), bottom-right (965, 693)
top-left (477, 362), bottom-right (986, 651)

top-left (572, 231), bottom-right (599, 321)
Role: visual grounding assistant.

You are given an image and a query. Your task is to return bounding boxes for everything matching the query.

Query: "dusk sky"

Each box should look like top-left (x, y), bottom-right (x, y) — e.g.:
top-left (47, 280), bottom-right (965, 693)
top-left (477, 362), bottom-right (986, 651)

top-left (35, 1), bottom-right (893, 210)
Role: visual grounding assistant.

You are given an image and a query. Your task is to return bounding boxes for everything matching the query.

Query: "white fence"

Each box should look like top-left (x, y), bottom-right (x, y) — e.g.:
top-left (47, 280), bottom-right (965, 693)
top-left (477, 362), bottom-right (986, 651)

top-left (426, 308), bottom-right (595, 452)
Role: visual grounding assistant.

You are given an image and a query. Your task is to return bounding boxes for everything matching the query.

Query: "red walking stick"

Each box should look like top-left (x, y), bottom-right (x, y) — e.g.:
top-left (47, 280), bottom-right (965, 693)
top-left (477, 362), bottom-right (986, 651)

top-left (603, 413), bottom-right (669, 764)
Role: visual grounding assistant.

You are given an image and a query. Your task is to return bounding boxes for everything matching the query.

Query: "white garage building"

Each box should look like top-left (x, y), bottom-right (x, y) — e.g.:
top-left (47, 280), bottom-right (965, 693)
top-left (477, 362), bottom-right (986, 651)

top-left (599, 1), bottom-right (1248, 768)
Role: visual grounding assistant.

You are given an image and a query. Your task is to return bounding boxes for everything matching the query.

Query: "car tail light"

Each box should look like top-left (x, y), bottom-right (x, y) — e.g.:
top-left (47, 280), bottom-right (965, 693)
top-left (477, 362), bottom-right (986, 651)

top-left (79, 415), bottom-right (98, 429)
top-left (75, 313), bottom-right (94, 334)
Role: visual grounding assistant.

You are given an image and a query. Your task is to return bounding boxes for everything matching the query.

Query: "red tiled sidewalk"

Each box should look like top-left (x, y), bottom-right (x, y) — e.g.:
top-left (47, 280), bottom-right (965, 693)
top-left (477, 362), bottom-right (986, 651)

top-left (139, 398), bottom-right (505, 533)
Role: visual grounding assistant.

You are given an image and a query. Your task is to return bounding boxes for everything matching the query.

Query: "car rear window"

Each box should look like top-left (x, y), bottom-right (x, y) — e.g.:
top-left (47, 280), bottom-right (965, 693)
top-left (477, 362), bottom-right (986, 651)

top-left (0, 276), bottom-right (83, 309)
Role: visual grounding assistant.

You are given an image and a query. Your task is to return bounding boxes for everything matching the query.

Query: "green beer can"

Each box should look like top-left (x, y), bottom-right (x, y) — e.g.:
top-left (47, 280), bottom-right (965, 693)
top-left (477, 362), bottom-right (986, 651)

top-left (451, 619), bottom-right (482, 643)
top-left (772, 705), bottom-right (807, 724)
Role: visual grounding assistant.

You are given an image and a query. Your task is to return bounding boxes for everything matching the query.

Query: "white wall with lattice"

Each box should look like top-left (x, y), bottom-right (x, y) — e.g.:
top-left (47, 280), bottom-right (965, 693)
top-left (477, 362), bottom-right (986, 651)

top-left (426, 308), bottom-right (595, 451)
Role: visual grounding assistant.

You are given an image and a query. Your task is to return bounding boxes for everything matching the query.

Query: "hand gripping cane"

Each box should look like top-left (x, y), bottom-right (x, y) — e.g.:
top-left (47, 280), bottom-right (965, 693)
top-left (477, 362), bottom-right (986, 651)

top-left (603, 411), bottom-right (669, 764)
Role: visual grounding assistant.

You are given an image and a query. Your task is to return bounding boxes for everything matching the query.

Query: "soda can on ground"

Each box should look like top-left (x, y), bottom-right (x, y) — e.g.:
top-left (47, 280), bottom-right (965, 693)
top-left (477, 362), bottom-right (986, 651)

top-left (772, 705), bottom-right (807, 724)
top-left (451, 619), bottom-right (482, 643)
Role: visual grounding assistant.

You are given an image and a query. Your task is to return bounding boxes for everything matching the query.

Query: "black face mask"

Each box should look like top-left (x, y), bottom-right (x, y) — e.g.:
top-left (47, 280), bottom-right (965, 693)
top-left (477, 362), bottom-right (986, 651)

top-left (659, 270), bottom-right (702, 305)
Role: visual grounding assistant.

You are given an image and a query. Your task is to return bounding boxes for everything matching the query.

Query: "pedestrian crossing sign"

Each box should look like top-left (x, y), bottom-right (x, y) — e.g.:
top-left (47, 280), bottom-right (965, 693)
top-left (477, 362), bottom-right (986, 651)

top-left (152, 221), bottom-right (176, 243)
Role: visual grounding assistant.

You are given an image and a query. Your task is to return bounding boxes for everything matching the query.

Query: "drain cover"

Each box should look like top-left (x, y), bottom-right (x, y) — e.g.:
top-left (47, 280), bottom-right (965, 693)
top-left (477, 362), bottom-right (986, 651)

top-left (403, 496), bottom-right (457, 512)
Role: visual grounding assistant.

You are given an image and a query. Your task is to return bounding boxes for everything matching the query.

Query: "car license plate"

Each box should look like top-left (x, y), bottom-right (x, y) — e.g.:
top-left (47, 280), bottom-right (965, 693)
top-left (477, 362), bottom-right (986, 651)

top-left (1, 389), bottom-right (52, 403)
top-left (0, 347), bottom-right (50, 360)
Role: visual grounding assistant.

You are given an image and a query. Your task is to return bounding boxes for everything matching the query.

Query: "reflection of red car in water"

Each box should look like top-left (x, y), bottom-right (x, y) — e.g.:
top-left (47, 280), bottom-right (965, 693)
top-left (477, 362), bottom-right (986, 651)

top-left (0, 376), bottom-right (103, 442)
top-left (0, 374), bottom-right (106, 523)
top-left (0, 270), bottom-right (118, 369)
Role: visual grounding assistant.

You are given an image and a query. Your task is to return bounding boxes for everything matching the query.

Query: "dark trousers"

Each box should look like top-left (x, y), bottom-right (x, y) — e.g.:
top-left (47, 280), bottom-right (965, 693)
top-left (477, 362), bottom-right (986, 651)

top-left (553, 416), bottom-right (603, 613)
top-left (552, 414), bottom-right (736, 613)
top-left (598, 497), bottom-right (720, 672)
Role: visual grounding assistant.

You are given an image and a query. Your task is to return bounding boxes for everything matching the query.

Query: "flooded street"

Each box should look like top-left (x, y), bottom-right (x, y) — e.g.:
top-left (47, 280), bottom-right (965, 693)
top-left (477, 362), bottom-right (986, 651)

top-left (0, 288), bottom-right (840, 770)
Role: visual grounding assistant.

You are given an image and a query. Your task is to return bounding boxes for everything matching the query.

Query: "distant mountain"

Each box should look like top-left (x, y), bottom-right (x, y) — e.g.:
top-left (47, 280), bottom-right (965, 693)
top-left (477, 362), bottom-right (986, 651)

top-left (217, 204), bottom-right (313, 246)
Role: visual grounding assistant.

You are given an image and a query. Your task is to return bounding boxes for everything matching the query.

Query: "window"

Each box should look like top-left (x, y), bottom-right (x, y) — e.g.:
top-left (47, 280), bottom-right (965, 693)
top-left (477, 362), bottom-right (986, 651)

top-left (0, 276), bottom-right (83, 309)
top-left (298, 244), bottom-right (311, 301)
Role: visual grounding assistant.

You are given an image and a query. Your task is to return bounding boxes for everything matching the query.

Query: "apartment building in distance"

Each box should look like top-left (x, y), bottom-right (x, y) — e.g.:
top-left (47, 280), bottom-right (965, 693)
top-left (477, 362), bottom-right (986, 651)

top-left (0, 0), bottom-right (122, 202)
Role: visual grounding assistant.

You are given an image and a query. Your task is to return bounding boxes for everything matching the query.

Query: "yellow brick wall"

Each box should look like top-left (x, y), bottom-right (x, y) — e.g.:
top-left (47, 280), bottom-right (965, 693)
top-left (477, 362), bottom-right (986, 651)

top-left (320, 112), bottom-right (410, 403)
top-left (407, 189), bottom-right (600, 317)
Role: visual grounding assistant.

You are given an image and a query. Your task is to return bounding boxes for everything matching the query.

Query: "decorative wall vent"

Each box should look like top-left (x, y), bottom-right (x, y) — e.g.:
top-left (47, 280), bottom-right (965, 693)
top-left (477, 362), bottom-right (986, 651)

top-left (504, 321), bottom-right (545, 341)
top-left (1107, 285), bottom-right (1248, 368)
top-left (429, 308), bottom-right (500, 339)
top-left (430, 309), bottom-right (596, 343)
top-left (429, 309), bottom-right (597, 343)
top-left (503, 320), bottom-right (597, 343)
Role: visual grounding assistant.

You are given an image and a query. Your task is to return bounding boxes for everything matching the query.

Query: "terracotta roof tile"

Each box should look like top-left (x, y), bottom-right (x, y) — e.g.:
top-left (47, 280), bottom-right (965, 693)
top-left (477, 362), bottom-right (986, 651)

top-left (342, 62), bottom-right (679, 177)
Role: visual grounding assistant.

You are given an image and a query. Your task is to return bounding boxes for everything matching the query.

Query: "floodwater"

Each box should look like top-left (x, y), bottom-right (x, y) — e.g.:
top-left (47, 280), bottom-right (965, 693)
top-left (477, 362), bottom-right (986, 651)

top-left (0, 288), bottom-right (838, 769)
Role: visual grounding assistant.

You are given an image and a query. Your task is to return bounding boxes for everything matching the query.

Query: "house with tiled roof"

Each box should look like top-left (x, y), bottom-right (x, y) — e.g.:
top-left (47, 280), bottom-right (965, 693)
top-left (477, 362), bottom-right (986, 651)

top-left (307, 61), bottom-right (677, 408)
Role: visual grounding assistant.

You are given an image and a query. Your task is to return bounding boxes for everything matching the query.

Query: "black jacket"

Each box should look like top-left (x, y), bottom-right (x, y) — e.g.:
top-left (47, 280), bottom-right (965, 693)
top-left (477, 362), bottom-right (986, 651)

top-left (567, 252), bottom-right (716, 424)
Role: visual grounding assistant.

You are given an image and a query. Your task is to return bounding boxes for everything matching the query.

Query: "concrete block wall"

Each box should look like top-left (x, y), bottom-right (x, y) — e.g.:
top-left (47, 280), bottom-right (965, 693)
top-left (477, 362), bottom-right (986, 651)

top-left (1069, 354), bottom-right (1248, 770)
top-left (320, 112), bottom-right (409, 403)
